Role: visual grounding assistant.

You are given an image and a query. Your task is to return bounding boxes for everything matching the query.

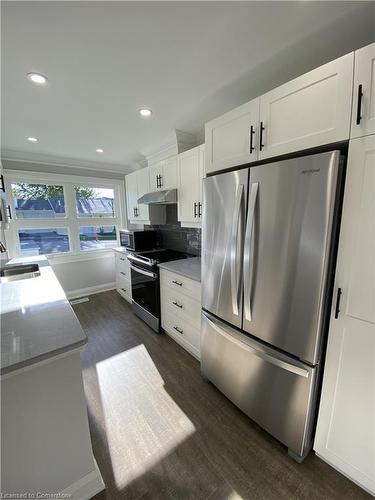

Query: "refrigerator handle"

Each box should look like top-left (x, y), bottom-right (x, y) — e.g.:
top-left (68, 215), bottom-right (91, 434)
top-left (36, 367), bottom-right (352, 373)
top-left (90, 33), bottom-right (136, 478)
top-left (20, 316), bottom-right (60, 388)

top-left (230, 184), bottom-right (244, 316)
top-left (243, 182), bottom-right (259, 322)
top-left (204, 312), bottom-right (310, 378)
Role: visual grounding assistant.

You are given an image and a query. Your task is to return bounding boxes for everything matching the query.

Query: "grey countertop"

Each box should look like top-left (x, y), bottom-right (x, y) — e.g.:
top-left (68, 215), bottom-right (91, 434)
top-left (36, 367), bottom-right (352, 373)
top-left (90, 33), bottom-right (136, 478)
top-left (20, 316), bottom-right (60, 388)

top-left (1, 256), bottom-right (87, 376)
top-left (158, 257), bottom-right (201, 282)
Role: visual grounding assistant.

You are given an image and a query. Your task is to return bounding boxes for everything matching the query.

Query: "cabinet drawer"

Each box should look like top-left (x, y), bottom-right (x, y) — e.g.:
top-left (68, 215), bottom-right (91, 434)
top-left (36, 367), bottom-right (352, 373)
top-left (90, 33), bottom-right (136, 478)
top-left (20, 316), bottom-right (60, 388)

top-left (162, 305), bottom-right (200, 358)
top-left (160, 269), bottom-right (201, 299)
top-left (115, 252), bottom-right (130, 279)
top-left (117, 275), bottom-right (132, 302)
top-left (161, 285), bottom-right (201, 329)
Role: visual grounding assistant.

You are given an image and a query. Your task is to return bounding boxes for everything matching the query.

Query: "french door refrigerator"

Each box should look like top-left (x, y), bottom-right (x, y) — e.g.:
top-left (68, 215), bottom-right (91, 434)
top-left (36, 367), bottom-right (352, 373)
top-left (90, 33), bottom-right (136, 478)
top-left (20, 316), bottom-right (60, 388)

top-left (201, 150), bottom-right (342, 462)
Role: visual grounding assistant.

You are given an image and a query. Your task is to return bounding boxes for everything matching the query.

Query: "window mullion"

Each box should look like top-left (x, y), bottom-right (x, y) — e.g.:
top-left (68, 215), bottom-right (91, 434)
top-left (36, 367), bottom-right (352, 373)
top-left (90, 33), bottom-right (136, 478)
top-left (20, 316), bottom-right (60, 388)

top-left (64, 183), bottom-right (80, 254)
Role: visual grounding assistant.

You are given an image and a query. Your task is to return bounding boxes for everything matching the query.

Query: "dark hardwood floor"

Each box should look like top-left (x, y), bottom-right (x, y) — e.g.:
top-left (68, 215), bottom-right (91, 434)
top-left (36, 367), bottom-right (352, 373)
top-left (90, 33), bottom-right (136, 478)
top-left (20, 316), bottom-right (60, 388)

top-left (73, 290), bottom-right (370, 500)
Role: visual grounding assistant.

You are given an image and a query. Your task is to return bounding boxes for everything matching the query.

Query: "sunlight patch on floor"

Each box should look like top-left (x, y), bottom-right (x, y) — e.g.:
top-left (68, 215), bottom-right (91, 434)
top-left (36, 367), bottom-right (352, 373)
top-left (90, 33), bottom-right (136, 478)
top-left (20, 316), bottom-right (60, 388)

top-left (95, 344), bottom-right (196, 489)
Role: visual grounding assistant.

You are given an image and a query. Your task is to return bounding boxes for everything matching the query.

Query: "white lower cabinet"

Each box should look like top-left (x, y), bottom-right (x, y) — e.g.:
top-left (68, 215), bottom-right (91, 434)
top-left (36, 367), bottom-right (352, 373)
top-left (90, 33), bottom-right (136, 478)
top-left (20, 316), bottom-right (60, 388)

top-left (314, 134), bottom-right (375, 496)
top-left (114, 249), bottom-right (132, 303)
top-left (160, 269), bottom-right (201, 359)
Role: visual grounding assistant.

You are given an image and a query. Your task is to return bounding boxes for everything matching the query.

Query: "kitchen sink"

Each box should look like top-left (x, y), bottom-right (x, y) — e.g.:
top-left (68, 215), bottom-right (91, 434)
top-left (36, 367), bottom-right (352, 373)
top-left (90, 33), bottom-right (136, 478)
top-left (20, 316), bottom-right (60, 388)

top-left (0, 264), bottom-right (40, 282)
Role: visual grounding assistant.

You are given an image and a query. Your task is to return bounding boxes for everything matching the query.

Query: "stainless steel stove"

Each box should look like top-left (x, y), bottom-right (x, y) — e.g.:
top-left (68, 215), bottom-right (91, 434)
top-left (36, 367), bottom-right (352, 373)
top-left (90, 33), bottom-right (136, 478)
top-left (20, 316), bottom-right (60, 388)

top-left (127, 249), bottom-right (191, 332)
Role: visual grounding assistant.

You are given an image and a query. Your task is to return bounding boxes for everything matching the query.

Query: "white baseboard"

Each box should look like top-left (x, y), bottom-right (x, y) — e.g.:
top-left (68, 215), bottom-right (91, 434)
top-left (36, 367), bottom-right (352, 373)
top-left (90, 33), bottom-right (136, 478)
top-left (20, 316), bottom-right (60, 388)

top-left (67, 282), bottom-right (116, 300)
top-left (60, 459), bottom-right (105, 500)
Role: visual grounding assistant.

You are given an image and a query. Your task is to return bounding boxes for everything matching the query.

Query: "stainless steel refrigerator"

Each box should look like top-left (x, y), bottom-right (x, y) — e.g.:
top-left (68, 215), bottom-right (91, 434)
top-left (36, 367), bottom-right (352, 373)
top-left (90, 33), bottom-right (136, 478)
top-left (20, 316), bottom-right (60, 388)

top-left (201, 150), bottom-right (343, 462)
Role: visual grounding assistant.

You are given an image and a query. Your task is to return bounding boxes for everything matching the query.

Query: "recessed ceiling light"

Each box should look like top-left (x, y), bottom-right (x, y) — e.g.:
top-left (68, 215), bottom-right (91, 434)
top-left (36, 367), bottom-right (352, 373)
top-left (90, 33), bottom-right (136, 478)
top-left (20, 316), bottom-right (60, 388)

top-left (96, 148), bottom-right (104, 153)
top-left (139, 108), bottom-right (152, 117)
top-left (27, 137), bottom-right (38, 142)
top-left (27, 72), bottom-right (48, 84)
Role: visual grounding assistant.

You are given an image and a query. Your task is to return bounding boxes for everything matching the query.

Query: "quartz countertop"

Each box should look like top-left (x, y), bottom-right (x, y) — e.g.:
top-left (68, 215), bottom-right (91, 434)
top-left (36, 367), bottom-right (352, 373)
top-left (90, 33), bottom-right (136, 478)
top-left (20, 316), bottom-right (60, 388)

top-left (158, 257), bottom-right (201, 282)
top-left (1, 256), bottom-right (87, 376)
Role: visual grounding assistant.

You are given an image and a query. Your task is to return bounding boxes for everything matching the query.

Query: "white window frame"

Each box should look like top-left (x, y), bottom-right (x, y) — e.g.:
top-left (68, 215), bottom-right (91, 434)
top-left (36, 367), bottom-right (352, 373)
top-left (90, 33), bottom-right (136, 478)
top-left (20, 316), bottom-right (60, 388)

top-left (4, 169), bottom-right (126, 262)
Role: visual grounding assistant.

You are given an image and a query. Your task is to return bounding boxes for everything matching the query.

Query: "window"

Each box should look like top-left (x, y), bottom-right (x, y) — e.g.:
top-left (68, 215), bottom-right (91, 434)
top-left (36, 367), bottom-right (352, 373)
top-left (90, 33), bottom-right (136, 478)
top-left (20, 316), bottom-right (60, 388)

top-left (18, 228), bottom-right (70, 256)
top-left (79, 225), bottom-right (117, 251)
top-left (75, 186), bottom-right (115, 218)
top-left (6, 173), bottom-right (124, 258)
top-left (11, 182), bottom-right (66, 219)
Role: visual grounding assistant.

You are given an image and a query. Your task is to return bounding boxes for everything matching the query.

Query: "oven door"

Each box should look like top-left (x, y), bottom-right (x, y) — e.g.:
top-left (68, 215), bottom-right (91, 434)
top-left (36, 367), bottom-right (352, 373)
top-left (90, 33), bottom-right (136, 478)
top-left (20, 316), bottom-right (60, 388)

top-left (130, 263), bottom-right (159, 317)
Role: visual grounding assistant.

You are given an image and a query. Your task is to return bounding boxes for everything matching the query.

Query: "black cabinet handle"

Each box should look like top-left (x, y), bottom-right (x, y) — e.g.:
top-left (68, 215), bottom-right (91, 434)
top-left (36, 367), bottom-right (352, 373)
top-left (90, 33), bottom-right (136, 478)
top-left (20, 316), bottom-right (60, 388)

top-left (172, 280), bottom-right (183, 286)
top-left (159, 175), bottom-right (163, 188)
top-left (356, 84), bottom-right (363, 125)
top-left (156, 175), bottom-right (159, 188)
top-left (259, 121), bottom-right (265, 151)
top-left (173, 301), bottom-right (183, 309)
top-left (0, 174), bottom-right (5, 193)
top-left (334, 287), bottom-right (342, 319)
top-left (121, 287), bottom-right (127, 293)
top-left (198, 202), bottom-right (202, 218)
top-left (249, 125), bottom-right (255, 154)
top-left (6, 205), bottom-right (12, 220)
top-left (194, 202), bottom-right (197, 218)
top-left (173, 326), bottom-right (184, 334)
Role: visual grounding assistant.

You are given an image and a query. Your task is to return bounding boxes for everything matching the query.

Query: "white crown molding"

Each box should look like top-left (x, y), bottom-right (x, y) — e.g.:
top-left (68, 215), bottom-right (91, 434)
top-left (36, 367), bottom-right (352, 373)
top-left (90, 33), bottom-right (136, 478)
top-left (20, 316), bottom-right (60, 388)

top-left (141, 129), bottom-right (197, 166)
top-left (1, 149), bottom-right (132, 174)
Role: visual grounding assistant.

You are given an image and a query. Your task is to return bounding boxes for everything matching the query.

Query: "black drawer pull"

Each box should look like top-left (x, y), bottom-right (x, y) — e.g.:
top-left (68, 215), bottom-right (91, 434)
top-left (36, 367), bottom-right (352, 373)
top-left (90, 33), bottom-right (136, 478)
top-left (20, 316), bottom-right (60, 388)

top-left (120, 271), bottom-right (126, 276)
top-left (0, 174), bottom-right (5, 193)
top-left (249, 125), bottom-right (255, 153)
top-left (334, 287), bottom-right (342, 319)
top-left (172, 280), bottom-right (183, 286)
top-left (121, 287), bottom-right (127, 293)
top-left (120, 257), bottom-right (125, 261)
top-left (173, 301), bottom-right (183, 309)
top-left (356, 84), bottom-right (363, 125)
top-left (173, 326), bottom-right (184, 334)
top-left (259, 121), bottom-right (265, 151)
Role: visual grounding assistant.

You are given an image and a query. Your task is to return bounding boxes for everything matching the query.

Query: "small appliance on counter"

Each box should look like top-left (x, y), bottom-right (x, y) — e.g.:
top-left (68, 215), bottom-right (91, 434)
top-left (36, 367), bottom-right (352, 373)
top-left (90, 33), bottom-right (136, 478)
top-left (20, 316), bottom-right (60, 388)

top-left (128, 248), bottom-right (191, 332)
top-left (119, 229), bottom-right (157, 252)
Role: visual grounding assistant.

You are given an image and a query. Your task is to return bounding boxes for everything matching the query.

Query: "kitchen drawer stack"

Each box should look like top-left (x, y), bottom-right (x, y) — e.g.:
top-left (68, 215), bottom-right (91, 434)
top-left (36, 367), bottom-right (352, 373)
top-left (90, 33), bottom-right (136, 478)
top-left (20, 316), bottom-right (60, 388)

top-left (160, 269), bottom-right (201, 359)
top-left (115, 250), bottom-right (132, 303)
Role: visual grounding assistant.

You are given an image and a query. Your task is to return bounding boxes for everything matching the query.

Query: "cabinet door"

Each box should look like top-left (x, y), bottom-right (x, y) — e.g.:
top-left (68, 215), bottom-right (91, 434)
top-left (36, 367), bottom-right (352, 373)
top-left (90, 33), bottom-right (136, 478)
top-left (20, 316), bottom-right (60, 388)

top-left (162, 156), bottom-right (177, 189)
top-left (198, 145), bottom-right (205, 220)
top-left (205, 98), bottom-right (259, 175)
top-left (351, 43), bottom-right (375, 139)
top-left (125, 172), bottom-right (138, 222)
top-left (314, 135), bottom-right (375, 495)
top-left (259, 53), bottom-right (354, 160)
top-left (178, 147), bottom-right (200, 224)
top-left (136, 168), bottom-right (150, 222)
top-left (149, 162), bottom-right (163, 191)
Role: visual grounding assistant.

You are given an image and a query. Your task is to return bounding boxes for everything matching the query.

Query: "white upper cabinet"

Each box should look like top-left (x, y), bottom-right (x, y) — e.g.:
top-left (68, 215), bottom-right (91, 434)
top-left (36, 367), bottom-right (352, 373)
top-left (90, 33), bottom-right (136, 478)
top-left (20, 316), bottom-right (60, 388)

top-left (205, 98), bottom-right (260, 174)
top-left (149, 162), bottom-right (164, 191)
top-left (351, 43), bottom-right (375, 139)
top-left (259, 53), bottom-right (354, 159)
top-left (163, 156), bottom-right (178, 190)
top-left (314, 134), bottom-right (375, 496)
top-left (136, 168), bottom-right (150, 222)
top-left (178, 145), bottom-right (205, 227)
top-left (125, 171), bottom-right (139, 223)
top-left (148, 156), bottom-right (177, 191)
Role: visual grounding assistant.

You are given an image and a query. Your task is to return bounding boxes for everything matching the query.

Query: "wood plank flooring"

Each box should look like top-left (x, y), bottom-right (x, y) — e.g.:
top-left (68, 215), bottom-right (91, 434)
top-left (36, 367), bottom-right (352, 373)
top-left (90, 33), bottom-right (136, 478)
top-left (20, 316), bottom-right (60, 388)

top-left (73, 290), bottom-right (370, 500)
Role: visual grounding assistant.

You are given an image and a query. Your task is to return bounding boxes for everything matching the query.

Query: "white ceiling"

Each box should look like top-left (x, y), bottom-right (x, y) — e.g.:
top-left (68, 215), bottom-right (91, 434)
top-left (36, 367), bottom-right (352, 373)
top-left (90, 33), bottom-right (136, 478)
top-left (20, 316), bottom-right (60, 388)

top-left (2, 1), bottom-right (374, 174)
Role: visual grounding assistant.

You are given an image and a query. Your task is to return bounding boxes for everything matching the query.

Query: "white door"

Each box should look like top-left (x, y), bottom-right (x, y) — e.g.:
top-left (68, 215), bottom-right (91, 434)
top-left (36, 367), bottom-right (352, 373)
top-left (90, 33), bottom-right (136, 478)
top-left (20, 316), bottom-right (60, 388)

top-left (163, 156), bottom-right (178, 189)
top-left (178, 146), bottom-right (200, 225)
top-left (125, 172), bottom-right (138, 223)
top-left (314, 134), bottom-right (375, 496)
top-left (205, 98), bottom-right (260, 175)
top-left (149, 162), bottom-right (163, 191)
top-left (259, 52), bottom-right (354, 160)
top-left (351, 43), bottom-right (375, 139)
top-left (136, 168), bottom-right (150, 222)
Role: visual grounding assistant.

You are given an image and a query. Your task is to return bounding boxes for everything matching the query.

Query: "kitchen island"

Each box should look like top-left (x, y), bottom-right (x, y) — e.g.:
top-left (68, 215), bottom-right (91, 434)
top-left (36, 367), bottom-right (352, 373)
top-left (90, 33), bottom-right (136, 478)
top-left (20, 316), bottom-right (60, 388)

top-left (0, 256), bottom-right (104, 499)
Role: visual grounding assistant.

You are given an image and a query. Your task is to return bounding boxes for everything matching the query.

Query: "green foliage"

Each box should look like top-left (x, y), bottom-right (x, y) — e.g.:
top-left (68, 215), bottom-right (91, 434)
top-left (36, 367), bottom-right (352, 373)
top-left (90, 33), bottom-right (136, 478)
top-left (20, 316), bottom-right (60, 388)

top-left (12, 183), bottom-right (97, 200)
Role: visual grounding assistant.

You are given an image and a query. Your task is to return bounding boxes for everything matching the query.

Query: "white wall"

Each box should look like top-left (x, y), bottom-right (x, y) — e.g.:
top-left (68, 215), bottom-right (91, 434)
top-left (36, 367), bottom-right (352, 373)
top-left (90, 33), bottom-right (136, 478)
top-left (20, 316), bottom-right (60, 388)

top-left (50, 253), bottom-right (116, 298)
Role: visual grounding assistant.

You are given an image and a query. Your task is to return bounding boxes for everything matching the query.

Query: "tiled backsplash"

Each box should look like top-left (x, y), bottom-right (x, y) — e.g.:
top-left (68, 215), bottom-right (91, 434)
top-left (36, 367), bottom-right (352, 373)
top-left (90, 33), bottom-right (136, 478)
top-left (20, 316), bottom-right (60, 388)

top-left (145, 205), bottom-right (201, 256)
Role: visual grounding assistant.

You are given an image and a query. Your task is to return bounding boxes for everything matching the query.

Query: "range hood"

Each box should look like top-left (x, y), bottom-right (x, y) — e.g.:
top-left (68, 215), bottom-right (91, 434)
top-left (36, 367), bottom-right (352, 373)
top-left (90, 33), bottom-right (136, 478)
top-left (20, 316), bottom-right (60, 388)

top-left (138, 189), bottom-right (177, 205)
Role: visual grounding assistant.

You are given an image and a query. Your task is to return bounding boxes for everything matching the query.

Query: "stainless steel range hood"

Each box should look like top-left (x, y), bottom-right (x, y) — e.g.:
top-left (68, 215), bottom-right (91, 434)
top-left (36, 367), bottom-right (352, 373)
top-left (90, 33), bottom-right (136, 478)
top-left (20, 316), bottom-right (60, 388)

top-left (137, 189), bottom-right (177, 205)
